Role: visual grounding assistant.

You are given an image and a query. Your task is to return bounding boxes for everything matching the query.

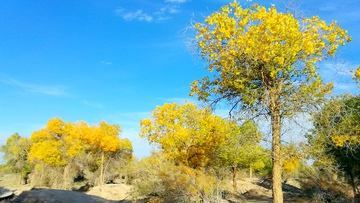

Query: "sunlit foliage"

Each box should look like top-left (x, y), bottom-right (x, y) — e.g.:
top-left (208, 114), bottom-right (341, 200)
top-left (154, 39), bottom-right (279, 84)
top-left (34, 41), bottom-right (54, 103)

top-left (28, 117), bottom-right (132, 186)
top-left (0, 133), bottom-right (31, 184)
top-left (351, 66), bottom-right (360, 87)
top-left (140, 102), bottom-right (238, 169)
top-left (282, 143), bottom-right (302, 173)
top-left (29, 118), bottom-right (69, 167)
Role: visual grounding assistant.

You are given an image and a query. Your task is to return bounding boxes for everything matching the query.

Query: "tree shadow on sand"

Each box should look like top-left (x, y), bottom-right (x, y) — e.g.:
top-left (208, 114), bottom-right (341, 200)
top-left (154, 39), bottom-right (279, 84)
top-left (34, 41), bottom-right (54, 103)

top-left (8, 188), bottom-right (120, 203)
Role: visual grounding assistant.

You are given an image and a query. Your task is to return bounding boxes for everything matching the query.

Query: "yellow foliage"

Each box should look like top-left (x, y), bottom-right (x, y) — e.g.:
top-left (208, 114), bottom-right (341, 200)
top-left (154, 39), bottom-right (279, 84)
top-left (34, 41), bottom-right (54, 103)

top-left (29, 140), bottom-right (66, 166)
top-left (355, 67), bottom-right (360, 79)
top-left (351, 66), bottom-right (360, 87)
top-left (29, 118), bottom-right (130, 167)
top-left (30, 129), bottom-right (54, 143)
top-left (140, 102), bottom-right (236, 168)
top-left (46, 117), bottom-right (67, 137)
top-left (120, 138), bottom-right (133, 152)
top-left (85, 121), bottom-right (122, 152)
top-left (331, 135), bottom-right (360, 147)
top-left (191, 1), bottom-right (351, 105)
top-left (29, 118), bottom-right (70, 166)
top-left (283, 157), bottom-right (299, 172)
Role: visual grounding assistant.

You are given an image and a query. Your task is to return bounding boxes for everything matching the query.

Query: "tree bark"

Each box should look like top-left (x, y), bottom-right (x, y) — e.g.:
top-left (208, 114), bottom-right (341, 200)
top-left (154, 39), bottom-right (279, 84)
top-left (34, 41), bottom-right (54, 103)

top-left (270, 90), bottom-right (283, 203)
top-left (99, 152), bottom-right (105, 185)
top-left (62, 164), bottom-right (70, 190)
top-left (232, 165), bottom-right (237, 192)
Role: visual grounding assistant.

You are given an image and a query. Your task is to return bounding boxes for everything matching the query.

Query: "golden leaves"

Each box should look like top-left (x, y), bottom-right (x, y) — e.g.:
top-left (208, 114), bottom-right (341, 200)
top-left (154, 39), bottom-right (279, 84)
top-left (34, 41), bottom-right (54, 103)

top-left (140, 102), bottom-right (235, 168)
top-left (46, 117), bottom-right (66, 137)
top-left (191, 1), bottom-right (351, 105)
top-left (28, 118), bottom-right (130, 166)
top-left (283, 157), bottom-right (299, 172)
top-left (351, 66), bottom-right (360, 87)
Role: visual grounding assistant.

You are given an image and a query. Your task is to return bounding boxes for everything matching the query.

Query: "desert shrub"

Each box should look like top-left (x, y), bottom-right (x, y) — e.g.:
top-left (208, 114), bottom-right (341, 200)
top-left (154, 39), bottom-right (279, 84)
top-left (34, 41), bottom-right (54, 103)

top-left (300, 167), bottom-right (354, 203)
top-left (130, 152), bottom-right (228, 202)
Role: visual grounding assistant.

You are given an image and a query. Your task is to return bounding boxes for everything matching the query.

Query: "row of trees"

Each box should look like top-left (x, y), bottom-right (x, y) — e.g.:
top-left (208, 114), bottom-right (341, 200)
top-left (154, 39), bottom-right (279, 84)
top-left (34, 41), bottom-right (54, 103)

top-left (134, 102), bottom-right (303, 201)
top-left (1, 118), bottom-right (132, 189)
top-left (140, 103), bottom-right (267, 190)
top-left (1, 103), bottom-right (303, 199)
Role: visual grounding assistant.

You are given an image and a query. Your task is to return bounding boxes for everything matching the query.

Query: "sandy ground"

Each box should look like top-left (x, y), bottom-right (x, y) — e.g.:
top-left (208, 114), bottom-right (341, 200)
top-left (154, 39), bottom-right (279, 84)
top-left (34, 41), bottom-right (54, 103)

top-left (0, 184), bottom-right (133, 203)
top-left (86, 184), bottom-right (132, 200)
top-left (0, 177), bottom-right (303, 203)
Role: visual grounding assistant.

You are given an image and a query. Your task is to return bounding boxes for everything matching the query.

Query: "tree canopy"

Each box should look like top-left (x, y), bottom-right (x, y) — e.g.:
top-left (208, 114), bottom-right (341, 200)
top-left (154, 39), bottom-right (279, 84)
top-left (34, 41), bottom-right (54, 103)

top-left (140, 102), bottom-right (239, 169)
top-left (27, 117), bottom-right (132, 186)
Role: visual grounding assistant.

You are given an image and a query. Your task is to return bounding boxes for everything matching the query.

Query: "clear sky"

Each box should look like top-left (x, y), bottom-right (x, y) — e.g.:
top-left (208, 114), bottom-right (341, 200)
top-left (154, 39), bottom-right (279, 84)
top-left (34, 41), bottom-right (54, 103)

top-left (0, 0), bottom-right (359, 159)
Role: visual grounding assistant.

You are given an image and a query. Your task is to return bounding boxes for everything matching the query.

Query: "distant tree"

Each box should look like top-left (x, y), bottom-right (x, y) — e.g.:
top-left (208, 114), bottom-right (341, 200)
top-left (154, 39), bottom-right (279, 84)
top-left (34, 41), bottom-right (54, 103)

top-left (281, 142), bottom-right (303, 179)
top-left (28, 118), bottom-right (132, 187)
top-left (0, 133), bottom-right (31, 184)
top-left (216, 120), bottom-right (266, 190)
top-left (82, 121), bottom-right (129, 185)
top-left (190, 2), bottom-right (351, 202)
top-left (140, 102), bottom-right (238, 169)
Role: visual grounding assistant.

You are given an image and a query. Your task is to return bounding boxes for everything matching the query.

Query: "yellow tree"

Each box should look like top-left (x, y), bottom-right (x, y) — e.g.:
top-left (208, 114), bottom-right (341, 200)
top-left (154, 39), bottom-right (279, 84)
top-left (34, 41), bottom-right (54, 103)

top-left (190, 2), bottom-right (351, 202)
top-left (140, 102), bottom-right (238, 169)
top-left (29, 118), bottom-right (72, 188)
top-left (29, 118), bottom-right (131, 186)
top-left (83, 121), bottom-right (127, 185)
top-left (29, 118), bottom-right (68, 167)
top-left (0, 133), bottom-right (31, 184)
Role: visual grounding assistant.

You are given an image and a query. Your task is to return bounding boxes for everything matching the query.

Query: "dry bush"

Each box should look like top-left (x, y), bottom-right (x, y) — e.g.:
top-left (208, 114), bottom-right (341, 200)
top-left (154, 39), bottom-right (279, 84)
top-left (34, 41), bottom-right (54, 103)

top-left (129, 153), bottom-right (228, 202)
top-left (300, 167), bottom-right (354, 203)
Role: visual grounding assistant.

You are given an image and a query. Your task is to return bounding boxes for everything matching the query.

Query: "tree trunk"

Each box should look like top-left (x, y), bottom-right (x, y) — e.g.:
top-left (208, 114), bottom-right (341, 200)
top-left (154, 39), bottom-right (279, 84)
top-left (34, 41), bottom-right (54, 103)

top-left (349, 170), bottom-right (357, 199)
top-left (18, 173), bottom-right (22, 185)
top-left (249, 165), bottom-right (253, 179)
top-left (270, 90), bottom-right (283, 203)
top-left (99, 152), bottom-right (104, 185)
top-left (232, 165), bottom-right (237, 192)
top-left (62, 164), bottom-right (70, 190)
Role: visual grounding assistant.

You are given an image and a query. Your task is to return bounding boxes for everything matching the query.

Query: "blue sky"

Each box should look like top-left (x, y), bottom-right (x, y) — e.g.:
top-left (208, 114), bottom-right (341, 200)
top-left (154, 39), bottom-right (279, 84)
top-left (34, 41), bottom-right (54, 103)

top-left (0, 0), bottom-right (359, 159)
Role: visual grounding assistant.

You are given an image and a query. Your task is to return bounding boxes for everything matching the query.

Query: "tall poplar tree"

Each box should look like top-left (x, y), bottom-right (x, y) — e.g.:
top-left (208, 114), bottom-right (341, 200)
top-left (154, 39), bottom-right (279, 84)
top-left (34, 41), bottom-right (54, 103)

top-left (190, 2), bottom-right (351, 202)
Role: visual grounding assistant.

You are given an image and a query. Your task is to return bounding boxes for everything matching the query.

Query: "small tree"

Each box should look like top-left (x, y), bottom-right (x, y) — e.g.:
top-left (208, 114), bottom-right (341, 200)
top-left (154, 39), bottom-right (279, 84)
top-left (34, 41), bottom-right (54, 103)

top-left (216, 120), bottom-right (265, 191)
top-left (190, 2), bottom-right (351, 202)
top-left (0, 133), bottom-right (31, 184)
